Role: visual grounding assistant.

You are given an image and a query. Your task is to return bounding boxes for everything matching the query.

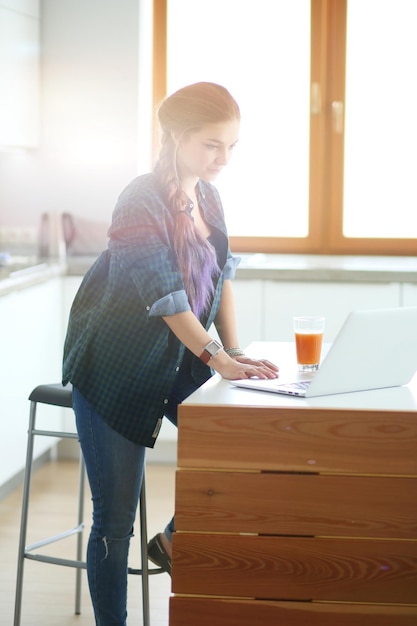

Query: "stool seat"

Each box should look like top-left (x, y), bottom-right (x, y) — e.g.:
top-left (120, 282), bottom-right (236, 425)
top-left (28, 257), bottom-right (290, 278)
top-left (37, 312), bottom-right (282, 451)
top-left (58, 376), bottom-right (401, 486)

top-left (29, 383), bottom-right (73, 407)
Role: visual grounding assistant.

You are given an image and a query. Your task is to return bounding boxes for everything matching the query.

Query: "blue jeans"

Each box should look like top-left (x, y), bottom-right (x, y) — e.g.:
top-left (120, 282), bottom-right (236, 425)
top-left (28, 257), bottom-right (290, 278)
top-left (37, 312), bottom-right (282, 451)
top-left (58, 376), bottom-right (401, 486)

top-left (74, 388), bottom-right (146, 625)
top-left (73, 368), bottom-right (197, 625)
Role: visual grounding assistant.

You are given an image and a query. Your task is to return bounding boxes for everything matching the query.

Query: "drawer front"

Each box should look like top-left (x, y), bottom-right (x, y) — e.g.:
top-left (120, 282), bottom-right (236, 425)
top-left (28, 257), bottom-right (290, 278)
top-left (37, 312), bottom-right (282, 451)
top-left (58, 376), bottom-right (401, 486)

top-left (170, 597), bottom-right (417, 626)
top-left (178, 405), bottom-right (417, 475)
top-left (172, 533), bottom-right (417, 604)
top-left (175, 470), bottom-right (417, 539)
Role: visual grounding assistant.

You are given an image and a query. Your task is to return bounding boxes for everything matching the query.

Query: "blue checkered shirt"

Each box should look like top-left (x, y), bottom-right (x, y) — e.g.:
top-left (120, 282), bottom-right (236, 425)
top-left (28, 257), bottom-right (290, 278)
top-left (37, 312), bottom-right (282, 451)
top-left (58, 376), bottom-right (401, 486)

top-left (62, 173), bottom-right (239, 446)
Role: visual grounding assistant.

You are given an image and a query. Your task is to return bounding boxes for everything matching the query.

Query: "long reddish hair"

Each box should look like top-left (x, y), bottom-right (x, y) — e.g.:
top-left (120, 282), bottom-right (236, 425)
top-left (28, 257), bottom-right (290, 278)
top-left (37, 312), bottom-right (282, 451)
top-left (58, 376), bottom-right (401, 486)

top-left (153, 82), bottom-right (240, 319)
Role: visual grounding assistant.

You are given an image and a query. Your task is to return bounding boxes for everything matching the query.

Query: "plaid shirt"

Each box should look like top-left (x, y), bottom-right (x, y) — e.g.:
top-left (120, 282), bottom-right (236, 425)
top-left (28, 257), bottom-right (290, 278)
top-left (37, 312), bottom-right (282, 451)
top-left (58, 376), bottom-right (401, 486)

top-left (62, 173), bottom-right (239, 447)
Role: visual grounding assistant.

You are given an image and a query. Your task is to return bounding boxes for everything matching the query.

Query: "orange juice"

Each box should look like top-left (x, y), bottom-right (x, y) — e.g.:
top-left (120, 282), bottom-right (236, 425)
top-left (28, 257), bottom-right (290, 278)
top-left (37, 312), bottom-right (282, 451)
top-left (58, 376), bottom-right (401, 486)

top-left (295, 332), bottom-right (323, 365)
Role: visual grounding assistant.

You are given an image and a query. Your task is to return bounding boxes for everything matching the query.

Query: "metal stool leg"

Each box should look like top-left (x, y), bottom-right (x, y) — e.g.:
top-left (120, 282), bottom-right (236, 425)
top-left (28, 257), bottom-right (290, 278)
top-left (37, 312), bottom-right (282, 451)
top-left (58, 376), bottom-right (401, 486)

top-left (75, 453), bottom-right (86, 615)
top-left (13, 400), bottom-right (37, 626)
top-left (128, 468), bottom-right (163, 625)
top-left (140, 473), bottom-right (150, 626)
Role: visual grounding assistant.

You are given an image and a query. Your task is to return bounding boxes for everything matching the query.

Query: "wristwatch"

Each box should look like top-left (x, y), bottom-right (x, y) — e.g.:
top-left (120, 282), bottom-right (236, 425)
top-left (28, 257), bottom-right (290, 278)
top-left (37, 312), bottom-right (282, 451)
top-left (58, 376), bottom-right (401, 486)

top-left (200, 339), bottom-right (224, 364)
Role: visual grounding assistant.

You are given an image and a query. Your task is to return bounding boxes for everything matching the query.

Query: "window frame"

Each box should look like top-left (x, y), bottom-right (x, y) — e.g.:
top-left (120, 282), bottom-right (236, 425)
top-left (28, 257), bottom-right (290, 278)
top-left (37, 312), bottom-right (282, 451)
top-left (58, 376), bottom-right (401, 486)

top-left (153, 0), bottom-right (416, 256)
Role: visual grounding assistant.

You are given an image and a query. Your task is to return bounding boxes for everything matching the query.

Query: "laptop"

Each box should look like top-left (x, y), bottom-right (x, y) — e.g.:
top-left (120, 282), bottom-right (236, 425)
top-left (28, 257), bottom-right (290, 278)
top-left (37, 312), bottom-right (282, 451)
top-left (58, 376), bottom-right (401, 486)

top-left (231, 306), bottom-right (417, 398)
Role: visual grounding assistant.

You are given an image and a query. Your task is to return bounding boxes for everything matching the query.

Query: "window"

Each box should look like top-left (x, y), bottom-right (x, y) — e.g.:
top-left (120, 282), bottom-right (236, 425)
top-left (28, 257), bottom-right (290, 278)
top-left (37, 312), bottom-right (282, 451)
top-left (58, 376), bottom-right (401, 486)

top-left (154, 0), bottom-right (417, 255)
top-left (343, 0), bottom-right (417, 241)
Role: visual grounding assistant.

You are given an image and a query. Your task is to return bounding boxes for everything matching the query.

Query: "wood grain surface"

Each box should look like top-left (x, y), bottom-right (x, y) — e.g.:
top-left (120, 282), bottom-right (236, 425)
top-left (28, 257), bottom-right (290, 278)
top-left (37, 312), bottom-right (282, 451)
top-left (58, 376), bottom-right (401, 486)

top-left (175, 470), bottom-right (417, 538)
top-left (172, 533), bottom-right (417, 603)
top-left (178, 405), bottom-right (417, 474)
top-left (170, 596), bottom-right (417, 626)
top-left (172, 401), bottom-right (417, 624)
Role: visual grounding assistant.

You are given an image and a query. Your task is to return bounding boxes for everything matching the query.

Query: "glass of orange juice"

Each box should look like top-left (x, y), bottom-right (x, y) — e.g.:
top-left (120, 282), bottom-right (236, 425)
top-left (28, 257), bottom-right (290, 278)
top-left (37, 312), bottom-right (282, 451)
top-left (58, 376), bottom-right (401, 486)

top-left (293, 316), bottom-right (325, 372)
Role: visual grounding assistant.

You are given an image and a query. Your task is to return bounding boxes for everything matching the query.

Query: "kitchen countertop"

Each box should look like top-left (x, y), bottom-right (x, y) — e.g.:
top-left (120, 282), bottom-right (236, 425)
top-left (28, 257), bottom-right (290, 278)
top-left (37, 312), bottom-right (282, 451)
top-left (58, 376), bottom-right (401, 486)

top-left (1, 253), bottom-right (416, 297)
top-left (0, 259), bottom-right (66, 296)
top-left (236, 253), bottom-right (417, 282)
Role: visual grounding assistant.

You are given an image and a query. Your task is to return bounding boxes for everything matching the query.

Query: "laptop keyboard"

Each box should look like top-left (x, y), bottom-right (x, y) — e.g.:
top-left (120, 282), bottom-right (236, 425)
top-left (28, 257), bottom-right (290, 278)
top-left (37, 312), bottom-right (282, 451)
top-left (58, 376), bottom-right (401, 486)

top-left (291, 381), bottom-right (312, 390)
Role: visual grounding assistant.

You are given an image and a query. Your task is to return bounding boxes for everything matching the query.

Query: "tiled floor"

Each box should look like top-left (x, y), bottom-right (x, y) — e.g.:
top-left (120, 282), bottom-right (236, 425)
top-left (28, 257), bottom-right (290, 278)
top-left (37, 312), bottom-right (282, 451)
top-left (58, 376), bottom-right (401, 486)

top-left (0, 460), bottom-right (175, 625)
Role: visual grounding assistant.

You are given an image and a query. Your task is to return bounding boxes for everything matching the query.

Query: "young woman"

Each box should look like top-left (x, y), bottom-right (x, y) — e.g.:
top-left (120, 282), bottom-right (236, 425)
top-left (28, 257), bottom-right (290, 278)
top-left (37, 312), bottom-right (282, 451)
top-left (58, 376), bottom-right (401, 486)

top-left (63, 81), bottom-right (278, 625)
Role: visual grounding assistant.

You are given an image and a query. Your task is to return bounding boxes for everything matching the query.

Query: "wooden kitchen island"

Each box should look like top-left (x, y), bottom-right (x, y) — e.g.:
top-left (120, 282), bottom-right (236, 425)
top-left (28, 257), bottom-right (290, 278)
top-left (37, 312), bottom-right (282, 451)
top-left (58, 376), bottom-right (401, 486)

top-left (169, 343), bottom-right (417, 626)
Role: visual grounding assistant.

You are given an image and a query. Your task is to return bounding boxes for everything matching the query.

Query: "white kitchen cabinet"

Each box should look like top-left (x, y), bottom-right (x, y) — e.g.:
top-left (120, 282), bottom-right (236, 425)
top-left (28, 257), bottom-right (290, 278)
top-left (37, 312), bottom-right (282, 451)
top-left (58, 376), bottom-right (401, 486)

top-left (63, 275), bottom-right (82, 330)
top-left (403, 283), bottom-right (417, 307)
top-left (0, 278), bottom-right (67, 491)
top-left (59, 276), bottom-right (82, 439)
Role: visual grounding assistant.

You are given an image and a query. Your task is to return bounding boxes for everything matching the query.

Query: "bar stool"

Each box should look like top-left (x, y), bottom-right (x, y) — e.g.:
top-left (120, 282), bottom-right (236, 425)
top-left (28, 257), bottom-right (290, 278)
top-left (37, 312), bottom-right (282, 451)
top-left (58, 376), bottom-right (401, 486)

top-left (14, 383), bottom-right (162, 626)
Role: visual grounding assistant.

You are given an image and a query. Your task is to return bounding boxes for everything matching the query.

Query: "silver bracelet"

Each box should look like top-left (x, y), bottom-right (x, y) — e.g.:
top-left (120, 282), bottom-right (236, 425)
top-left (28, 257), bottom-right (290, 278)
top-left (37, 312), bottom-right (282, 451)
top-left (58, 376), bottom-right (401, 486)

top-left (225, 347), bottom-right (245, 358)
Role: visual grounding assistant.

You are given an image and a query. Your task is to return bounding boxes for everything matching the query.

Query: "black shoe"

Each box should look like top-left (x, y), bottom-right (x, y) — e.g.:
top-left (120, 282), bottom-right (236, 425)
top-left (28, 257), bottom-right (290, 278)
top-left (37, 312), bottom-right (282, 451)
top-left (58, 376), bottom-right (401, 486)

top-left (147, 533), bottom-right (172, 576)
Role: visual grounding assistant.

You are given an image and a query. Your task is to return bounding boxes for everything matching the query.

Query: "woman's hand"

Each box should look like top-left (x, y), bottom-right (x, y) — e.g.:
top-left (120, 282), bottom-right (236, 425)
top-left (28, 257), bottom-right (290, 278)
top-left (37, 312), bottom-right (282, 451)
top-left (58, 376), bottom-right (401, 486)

top-left (212, 353), bottom-right (279, 381)
top-left (162, 311), bottom-right (279, 381)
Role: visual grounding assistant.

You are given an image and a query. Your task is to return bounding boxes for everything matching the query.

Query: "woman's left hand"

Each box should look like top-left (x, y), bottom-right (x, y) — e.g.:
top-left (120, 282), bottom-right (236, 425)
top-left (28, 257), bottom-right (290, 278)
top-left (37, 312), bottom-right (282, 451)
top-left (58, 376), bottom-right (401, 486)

top-left (232, 355), bottom-right (279, 375)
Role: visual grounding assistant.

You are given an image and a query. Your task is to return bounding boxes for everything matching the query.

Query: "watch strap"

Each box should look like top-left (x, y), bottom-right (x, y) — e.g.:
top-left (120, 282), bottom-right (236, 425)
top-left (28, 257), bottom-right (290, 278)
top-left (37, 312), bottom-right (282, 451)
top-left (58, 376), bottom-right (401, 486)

top-left (200, 340), bottom-right (223, 364)
top-left (200, 349), bottom-right (212, 364)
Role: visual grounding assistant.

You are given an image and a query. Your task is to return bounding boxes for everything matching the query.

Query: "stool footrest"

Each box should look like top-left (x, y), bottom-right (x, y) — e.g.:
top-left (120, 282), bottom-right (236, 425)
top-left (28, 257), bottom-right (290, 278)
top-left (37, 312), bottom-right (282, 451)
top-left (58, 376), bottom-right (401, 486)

top-left (24, 554), bottom-right (163, 577)
top-left (31, 429), bottom-right (78, 439)
top-left (25, 553), bottom-right (86, 569)
top-left (128, 566), bottom-right (164, 576)
top-left (25, 524), bottom-right (84, 552)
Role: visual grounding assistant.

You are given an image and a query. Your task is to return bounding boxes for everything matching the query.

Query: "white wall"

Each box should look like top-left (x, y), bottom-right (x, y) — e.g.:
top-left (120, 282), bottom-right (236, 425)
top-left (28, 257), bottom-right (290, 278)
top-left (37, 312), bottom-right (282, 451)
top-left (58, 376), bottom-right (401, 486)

top-left (0, 0), bottom-right (149, 236)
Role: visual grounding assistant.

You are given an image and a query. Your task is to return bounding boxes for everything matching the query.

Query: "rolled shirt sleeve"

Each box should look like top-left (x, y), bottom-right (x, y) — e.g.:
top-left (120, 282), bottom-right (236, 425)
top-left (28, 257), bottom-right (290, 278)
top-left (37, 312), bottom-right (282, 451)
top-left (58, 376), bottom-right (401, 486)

top-left (148, 289), bottom-right (191, 316)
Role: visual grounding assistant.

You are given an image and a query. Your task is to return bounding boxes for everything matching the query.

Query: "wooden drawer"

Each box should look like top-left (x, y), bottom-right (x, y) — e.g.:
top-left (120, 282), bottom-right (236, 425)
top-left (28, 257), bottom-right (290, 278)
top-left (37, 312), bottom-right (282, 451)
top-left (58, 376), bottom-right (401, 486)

top-left (170, 597), bottom-right (417, 626)
top-left (177, 406), bottom-right (417, 474)
top-left (172, 533), bottom-right (417, 604)
top-left (175, 470), bottom-right (417, 539)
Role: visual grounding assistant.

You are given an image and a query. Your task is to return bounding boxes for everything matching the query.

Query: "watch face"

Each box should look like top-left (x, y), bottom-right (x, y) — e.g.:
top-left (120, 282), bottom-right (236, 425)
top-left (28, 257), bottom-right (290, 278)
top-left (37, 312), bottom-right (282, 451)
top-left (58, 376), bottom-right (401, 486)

top-left (206, 340), bottom-right (222, 356)
top-left (200, 340), bottom-right (223, 364)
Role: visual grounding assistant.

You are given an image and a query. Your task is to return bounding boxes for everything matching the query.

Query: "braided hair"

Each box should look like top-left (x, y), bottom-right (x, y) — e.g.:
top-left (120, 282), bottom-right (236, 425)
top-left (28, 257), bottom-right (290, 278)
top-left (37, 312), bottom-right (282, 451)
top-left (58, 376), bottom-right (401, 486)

top-left (153, 82), bottom-right (240, 319)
